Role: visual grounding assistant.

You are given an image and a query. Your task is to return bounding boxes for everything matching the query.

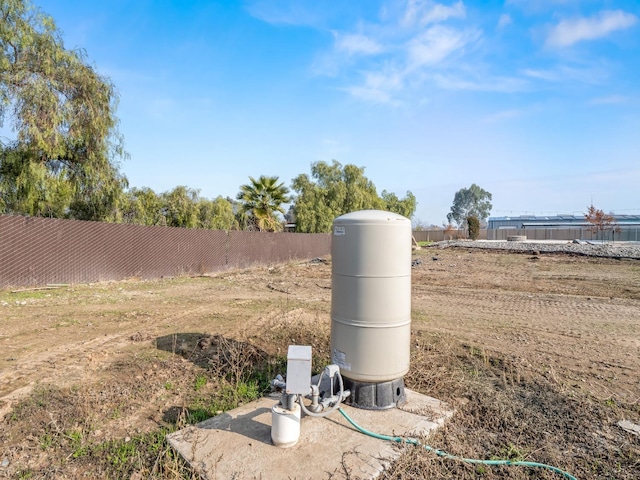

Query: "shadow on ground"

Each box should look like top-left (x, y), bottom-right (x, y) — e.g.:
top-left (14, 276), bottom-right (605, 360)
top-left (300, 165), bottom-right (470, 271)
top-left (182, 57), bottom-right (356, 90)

top-left (156, 332), bottom-right (270, 372)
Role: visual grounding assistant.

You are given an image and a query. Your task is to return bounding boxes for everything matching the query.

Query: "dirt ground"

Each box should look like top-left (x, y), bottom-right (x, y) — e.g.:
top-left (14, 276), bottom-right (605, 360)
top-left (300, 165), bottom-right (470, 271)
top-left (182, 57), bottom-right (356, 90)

top-left (1, 246), bottom-right (639, 479)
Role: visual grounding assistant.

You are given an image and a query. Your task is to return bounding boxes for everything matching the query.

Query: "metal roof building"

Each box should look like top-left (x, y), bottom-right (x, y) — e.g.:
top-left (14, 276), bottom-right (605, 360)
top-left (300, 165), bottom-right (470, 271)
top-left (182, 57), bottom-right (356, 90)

top-left (488, 214), bottom-right (640, 230)
top-left (486, 214), bottom-right (640, 241)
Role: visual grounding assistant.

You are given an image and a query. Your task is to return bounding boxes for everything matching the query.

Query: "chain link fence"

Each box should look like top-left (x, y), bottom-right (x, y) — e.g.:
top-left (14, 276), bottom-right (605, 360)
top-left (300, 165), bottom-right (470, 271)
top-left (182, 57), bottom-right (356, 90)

top-left (412, 229), bottom-right (488, 242)
top-left (487, 227), bottom-right (640, 242)
top-left (0, 215), bottom-right (330, 289)
top-left (414, 228), bottom-right (640, 242)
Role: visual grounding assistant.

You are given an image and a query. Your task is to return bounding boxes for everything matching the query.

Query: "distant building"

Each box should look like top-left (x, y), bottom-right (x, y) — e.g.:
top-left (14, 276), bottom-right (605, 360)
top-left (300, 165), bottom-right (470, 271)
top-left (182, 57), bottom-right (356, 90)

top-left (488, 214), bottom-right (640, 230)
top-left (485, 214), bottom-right (640, 241)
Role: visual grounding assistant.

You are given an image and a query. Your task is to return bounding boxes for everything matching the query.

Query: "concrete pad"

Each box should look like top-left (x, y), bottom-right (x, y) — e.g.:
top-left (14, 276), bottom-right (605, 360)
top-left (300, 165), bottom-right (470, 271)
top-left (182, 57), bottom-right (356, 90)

top-left (167, 389), bottom-right (453, 479)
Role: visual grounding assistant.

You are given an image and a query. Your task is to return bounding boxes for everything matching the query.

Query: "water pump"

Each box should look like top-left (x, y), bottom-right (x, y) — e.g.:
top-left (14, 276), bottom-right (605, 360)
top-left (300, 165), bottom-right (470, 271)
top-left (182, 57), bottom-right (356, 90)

top-left (270, 345), bottom-right (350, 447)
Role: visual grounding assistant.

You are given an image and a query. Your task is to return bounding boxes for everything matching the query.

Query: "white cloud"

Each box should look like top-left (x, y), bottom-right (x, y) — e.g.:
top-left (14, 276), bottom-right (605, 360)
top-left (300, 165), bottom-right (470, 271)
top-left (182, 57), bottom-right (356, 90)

top-left (497, 14), bottom-right (512, 29)
top-left (430, 73), bottom-right (527, 92)
top-left (407, 25), bottom-right (474, 69)
top-left (334, 33), bottom-right (384, 55)
top-left (345, 68), bottom-right (404, 104)
top-left (523, 65), bottom-right (607, 84)
top-left (402, 0), bottom-right (466, 27)
top-left (506, 0), bottom-right (576, 12)
top-left (344, 23), bottom-right (483, 102)
top-left (330, 2), bottom-right (483, 104)
top-left (545, 10), bottom-right (638, 48)
top-left (313, 33), bottom-right (384, 77)
top-left (421, 0), bottom-right (466, 25)
top-left (523, 68), bottom-right (560, 81)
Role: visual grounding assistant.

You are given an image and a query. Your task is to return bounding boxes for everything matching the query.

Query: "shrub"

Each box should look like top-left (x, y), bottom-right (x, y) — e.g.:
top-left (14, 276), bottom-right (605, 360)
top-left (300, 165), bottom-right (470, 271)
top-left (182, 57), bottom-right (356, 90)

top-left (467, 215), bottom-right (480, 240)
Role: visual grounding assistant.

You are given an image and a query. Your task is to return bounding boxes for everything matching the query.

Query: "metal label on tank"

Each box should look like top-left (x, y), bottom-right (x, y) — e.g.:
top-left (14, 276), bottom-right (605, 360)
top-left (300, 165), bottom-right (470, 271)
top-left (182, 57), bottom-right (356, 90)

top-left (332, 349), bottom-right (351, 370)
top-left (333, 226), bottom-right (346, 236)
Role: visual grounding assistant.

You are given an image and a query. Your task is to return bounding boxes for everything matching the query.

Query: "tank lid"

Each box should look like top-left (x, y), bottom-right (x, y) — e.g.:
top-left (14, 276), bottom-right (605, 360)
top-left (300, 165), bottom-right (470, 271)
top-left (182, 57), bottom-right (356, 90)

top-left (334, 210), bottom-right (409, 224)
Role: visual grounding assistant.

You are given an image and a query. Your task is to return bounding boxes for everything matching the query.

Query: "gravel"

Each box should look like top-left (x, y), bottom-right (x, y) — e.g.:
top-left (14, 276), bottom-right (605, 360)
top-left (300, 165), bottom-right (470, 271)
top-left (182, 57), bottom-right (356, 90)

top-left (431, 239), bottom-right (640, 259)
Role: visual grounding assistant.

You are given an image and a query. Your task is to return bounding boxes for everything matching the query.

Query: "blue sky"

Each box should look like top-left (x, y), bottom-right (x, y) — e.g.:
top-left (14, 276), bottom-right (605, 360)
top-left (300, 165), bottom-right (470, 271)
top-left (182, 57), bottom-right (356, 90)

top-left (29, 0), bottom-right (640, 225)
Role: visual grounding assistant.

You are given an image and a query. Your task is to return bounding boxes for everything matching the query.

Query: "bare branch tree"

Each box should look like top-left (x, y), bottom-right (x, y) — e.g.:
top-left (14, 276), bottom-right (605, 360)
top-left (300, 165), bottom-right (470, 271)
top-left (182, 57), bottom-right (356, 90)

top-left (585, 205), bottom-right (620, 242)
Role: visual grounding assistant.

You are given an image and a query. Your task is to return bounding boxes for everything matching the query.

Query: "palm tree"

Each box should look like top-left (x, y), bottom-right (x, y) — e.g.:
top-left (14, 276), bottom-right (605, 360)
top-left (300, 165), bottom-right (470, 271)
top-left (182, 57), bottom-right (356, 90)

top-left (236, 175), bottom-right (291, 232)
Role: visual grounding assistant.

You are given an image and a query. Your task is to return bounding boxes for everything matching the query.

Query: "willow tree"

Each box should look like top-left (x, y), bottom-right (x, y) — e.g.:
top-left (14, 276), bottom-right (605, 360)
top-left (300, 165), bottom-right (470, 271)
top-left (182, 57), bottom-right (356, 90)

top-left (0, 0), bottom-right (127, 220)
top-left (120, 187), bottom-right (165, 226)
top-left (291, 160), bottom-right (417, 233)
top-left (198, 196), bottom-right (238, 230)
top-left (237, 175), bottom-right (290, 232)
top-left (161, 186), bottom-right (201, 228)
top-left (381, 189), bottom-right (417, 219)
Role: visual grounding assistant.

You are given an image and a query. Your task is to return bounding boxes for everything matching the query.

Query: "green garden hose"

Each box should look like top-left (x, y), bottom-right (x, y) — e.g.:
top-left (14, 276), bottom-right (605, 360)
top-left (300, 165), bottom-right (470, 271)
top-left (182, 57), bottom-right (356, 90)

top-left (337, 407), bottom-right (577, 480)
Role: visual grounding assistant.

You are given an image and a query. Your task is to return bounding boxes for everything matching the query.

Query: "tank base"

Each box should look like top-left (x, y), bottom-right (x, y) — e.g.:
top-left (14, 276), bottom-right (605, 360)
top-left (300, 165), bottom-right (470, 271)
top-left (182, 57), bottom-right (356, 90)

top-left (342, 377), bottom-right (406, 410)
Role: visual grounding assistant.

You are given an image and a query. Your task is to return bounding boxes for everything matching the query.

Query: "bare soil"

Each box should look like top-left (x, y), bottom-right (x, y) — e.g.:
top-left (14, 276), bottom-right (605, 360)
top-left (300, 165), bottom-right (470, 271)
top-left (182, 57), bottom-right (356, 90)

top-left (1, 247), bottom-right (639, 479)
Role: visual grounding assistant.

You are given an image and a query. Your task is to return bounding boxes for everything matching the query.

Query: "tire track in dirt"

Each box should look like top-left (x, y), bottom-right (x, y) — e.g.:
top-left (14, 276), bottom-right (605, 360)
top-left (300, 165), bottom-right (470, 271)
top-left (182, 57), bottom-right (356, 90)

top-left (411, 283), bottom-right (640, 402)
top-left (414, 285), bottom-right (640, 335)
top-left (0, 333), bottom-right (127, 420)
top-left (0, 285), bottom-right (321, 418)
top-left (0, 303), bottom-right (221, 420)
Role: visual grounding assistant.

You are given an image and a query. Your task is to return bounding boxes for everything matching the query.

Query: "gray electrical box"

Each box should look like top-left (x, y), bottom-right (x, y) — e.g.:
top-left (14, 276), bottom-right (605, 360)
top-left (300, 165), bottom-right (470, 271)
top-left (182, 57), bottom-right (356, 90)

top-left (286, 345), bottom-right (312, 395)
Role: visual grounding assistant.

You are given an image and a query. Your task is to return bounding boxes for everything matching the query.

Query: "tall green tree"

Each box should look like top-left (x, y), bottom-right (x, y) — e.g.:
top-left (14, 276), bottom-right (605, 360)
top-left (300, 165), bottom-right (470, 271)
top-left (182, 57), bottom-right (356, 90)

top-left (119, 187), bottom-right (238, 230)
top-left (120, 187), bottom-right (165, 226)
top-left (0, 0), bottom-right (127, 220)
top-left (198, 196), bottom-right (238, 230)
top-left (162, 186), bottom-right (200, 228)
top-left (0, 144), bottom-right (73, 217)
top-left (291, 160), bottom-right (416, 233)
top-left (381, 190), bottom-right (417, 219)
top-left (446, 184), bottom-right (492, 229)
top-left (237, 175), bottom-right (290, 232)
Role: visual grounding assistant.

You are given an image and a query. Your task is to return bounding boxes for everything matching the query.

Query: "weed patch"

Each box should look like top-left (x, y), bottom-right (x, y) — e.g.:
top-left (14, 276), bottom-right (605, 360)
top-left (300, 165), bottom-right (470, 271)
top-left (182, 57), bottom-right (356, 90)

top-left (386, 334), bottom-right (640, 479)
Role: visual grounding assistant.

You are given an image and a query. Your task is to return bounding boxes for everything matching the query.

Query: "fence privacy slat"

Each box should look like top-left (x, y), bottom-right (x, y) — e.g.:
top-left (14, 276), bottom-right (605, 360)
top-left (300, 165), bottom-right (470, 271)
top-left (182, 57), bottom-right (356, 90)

top-left (4, 216), bottom-right (637, 288)
top-left (0, 215), bottom-right (330, 288)
top-left (485, 228), bottom-right (640, 242)
top-left (413, 228), bottom-right (640, 242)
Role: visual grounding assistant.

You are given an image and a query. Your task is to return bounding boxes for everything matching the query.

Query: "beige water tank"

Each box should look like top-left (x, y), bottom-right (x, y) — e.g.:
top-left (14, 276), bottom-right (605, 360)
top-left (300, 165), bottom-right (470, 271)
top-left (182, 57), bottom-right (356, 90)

top-left (330, 210), bottom-right (411, 408)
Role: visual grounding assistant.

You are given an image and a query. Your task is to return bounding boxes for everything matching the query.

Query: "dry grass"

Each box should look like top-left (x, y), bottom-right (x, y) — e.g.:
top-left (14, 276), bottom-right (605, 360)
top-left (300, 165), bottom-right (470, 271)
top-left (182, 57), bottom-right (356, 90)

top-left (0, 320), bottom-right (331, 479)
top-left (1, 250), bottom-right (639, 479)
top-left (3, 325), bottom-right (637, 479)
top-left (383, 332), bottom-right (640, 479)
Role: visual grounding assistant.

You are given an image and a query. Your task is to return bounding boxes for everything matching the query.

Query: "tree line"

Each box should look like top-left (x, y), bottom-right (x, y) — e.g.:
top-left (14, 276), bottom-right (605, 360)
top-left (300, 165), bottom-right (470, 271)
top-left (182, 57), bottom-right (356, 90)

top-left (2, 1), bottom-right (622, 242)
top-left (0, 0), bottom-right (417, 233)
top-left (2, 0), bottom-right (498, 235)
